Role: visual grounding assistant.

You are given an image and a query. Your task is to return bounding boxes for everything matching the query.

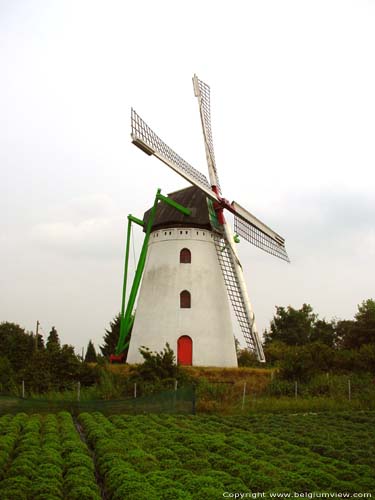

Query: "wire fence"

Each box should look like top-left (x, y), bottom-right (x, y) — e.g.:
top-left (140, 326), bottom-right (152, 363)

top-left (1, 375), bottom-right (374, 416)
top-left (194, 376), bottom-right (375, 413)
top-left (0, 386), bottom-right (196, 416)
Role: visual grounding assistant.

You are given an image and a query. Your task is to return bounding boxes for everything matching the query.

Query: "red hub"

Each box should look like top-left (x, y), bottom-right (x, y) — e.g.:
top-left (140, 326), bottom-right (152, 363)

top-left (211, 186), bottom-right (234, 225)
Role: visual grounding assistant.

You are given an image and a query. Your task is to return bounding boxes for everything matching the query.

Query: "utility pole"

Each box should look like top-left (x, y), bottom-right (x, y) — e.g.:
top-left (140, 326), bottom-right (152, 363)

top-left (35, 320), bottom-right (40, 351)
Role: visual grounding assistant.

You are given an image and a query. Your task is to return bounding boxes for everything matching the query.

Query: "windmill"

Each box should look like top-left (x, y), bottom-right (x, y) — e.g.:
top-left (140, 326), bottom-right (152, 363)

top-left (124, 75), bottom-right (289, 366)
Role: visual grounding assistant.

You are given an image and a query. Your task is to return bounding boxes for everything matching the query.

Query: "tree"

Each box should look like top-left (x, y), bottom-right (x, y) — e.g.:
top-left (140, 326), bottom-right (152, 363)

top-left (100, 313), bottom-right (133, 361)
top-left (21, 351), bottom-right (52, 393)
top-left (49, 344), bottom-right (81, 390)
top-left (46, 326), bottom-right (60, 352)
top-left (278, 343), bottom-right (333, 382)
top-left (310, 319), bottom-right (337, 347)
top-left (0, 356), bottom-right (16, 394)
top-left (85, 340), bottom-right (97, 363)
top-left (353, 299), bottom-right (375, 346)
top-left (237, 348), bottom-right (260, 367)
top-left (339, 299), bottom-right (375, 349)
top-left (0, 322), bottom-right (36, 373)
top-left (335, 320), bottom-right (355, 349)
top-left (263, 340), bottom-right (290, 365)
top-left (264, 304), bottom-right (317, 346)
top-left (100, 315), bottom-right (121, 357)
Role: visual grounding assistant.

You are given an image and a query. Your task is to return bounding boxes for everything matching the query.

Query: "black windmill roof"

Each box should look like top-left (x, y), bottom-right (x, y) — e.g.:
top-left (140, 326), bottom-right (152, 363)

top-left (143, 186), bottom-right (212, 232)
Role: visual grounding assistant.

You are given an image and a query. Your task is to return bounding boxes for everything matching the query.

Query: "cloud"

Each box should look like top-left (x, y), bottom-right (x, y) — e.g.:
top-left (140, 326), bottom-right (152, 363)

top-left (263, 189), bottom-right (375, 260)
top-left (30, 194), bottom-right (126, 259)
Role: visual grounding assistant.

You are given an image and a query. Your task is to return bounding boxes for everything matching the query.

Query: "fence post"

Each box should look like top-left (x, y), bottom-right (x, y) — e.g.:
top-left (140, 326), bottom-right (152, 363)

top-left (192, 385), bottom-right (196, 415)
top-left (295, 381), bottom-right (298, 399)
top-left (77, 381), bottom-right (81, 402)
top-left (172, 380), bottom-right (178, 411)
top-left (22, 380), bottom-right (25, 399)
top-left (348, 379), bottom-right (351, 401)
top-left (241, 382), bottom-right (247, 410)
top-left (134, 382), bottom-right (137, 398)
top-left (327, 372), bottom-right (331, 397)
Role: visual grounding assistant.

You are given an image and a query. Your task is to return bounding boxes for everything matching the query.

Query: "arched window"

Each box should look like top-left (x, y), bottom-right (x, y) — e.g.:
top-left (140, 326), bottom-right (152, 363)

top-left (180, 248), bottom-right (191, 264)
top-left (180, 290), bottom-right (191, 308)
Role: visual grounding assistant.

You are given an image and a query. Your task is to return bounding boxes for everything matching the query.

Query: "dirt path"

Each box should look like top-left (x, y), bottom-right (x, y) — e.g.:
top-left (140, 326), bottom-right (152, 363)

top-left (74, 418), bottom-right (108, 500)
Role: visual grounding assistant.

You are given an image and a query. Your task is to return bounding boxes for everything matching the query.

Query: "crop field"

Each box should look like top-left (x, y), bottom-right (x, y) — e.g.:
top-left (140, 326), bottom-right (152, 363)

top-left (0, 411), bottom-right (374, 499)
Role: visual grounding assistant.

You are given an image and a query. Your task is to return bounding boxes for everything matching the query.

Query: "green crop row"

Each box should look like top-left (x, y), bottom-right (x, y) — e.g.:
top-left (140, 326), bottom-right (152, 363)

top-left (87, 412), bottom-right (375, 495)
top-left (220, 414), bottom-right (373, 489)
top-left (145, 415), bottom-right (371, 492)
top-left (1, 411), bottom-right (374, 497)
top-left (78, 412), bottom-right (166, 500)
top-left (119, 416), bottom-right (374, 492)
top-left (0, 414), bottom-right (42, 499)
top-left (59, 412), bottom-right (101, 500)
top-left (228, 412), bottom-right (375, 469)
top-left (0, 413), bottom-right (27, 478)
top-left (0, 413), bottom-right (100, 500)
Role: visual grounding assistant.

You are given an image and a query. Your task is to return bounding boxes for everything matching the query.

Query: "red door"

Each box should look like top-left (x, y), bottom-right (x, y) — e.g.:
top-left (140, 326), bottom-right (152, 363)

top-left (177, 335), bottom-right (192, 365)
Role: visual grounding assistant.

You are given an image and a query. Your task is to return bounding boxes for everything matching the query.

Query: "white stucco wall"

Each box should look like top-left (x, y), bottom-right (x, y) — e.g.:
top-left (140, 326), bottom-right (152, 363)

top-left (127, 227), bottom-right (238, 367)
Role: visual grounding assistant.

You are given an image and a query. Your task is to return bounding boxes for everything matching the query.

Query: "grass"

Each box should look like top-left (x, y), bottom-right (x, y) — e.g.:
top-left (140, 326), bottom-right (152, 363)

top-left (26, 386), bottom-right (100, 401)
top-left (242, 395), bottom-right (375, 413)
top-left (5, 365), bottom-right (374, 416)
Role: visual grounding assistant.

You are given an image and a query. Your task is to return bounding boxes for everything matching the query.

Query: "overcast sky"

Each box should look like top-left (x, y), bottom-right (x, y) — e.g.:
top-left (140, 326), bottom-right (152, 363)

top-left (1, 1), bottom-right (374, 354)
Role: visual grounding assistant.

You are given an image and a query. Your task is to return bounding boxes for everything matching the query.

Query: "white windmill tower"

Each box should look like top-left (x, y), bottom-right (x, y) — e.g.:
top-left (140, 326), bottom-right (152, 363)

top-left (126, 75), bottom-right (289, 367)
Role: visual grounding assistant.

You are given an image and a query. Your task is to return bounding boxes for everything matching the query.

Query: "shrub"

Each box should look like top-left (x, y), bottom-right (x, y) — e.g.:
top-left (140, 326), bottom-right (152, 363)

top-left (65, 485), bottom-right (101, 500)
top-left (161, 487), bottom-right (192, 500)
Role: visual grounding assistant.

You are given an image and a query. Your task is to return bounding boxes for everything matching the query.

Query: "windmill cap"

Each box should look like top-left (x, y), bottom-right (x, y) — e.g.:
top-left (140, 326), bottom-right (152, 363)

top-left (143, 185), bottom-right (212, 232)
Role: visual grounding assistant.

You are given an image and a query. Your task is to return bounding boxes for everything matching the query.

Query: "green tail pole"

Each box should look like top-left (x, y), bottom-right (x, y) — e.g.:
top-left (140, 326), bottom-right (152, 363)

top-left (115, 189), bottom-right (191, 356)
top-left (115, 189), bottom-right (161, 354)
top-left (118, 217), bottom-right (132, 347)
top-left (118, 216), bottom-right (143, 354)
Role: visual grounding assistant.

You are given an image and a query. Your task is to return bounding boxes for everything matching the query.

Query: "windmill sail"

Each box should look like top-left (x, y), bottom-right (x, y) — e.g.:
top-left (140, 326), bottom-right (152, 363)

top-left (234, 216), bottom-right (289, 262)
top-left (232, 201), bottom-right (289, 262)
top-left (131, 109), bottom-right (217, 200)
top-left (213, 234), bottom-right (265, 362)
top-left (193, 75), bottom-right (221, 192)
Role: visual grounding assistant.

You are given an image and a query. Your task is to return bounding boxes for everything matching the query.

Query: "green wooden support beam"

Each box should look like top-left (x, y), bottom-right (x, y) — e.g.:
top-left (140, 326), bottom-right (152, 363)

top-left (157, 193), bottom-right (191, 216)
top-left (128, 214), bottom-right (144, 227)
top-left (115, 188), bottom-right (191, 356)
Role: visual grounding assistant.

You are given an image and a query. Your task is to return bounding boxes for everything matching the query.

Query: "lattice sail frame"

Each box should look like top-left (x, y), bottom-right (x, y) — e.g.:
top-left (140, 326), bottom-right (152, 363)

top-left (234, 216), bottom-right (289, 262)
top-left (131, 109), bottom-right (211, 193)
top-left (193, 76), bottom-right (221, 193)
top-left (213, 234), bottom-right (265, 361)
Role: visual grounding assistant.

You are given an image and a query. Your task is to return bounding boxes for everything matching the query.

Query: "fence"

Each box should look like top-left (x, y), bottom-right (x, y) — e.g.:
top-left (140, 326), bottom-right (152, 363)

top-left (195, 375), bottom-right (375, 413)
top-left (0, 386), bottom-right (196, 416)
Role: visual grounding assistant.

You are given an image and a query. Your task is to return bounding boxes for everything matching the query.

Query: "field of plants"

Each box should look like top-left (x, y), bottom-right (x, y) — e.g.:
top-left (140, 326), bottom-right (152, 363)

top-left (0, 412), bottom-right (100, 499)
top-left (0, 411), bottom-right (374, 499)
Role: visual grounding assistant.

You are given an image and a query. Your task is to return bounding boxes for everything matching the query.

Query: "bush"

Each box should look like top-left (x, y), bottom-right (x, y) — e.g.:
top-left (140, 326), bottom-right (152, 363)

top-left (278, 343), bottom-right (333, 382)
top-left (137, 343), bottom-right (178, 381)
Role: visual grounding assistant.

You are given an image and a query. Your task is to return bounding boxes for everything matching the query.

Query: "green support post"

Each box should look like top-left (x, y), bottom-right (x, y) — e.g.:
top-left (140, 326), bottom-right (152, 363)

top-left (118, 215), bottom-right (144, 354)
top-left (157, 193), bottom-right (191, 216)
top-left (115, 188), bottom-right (191, 356)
